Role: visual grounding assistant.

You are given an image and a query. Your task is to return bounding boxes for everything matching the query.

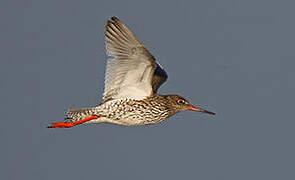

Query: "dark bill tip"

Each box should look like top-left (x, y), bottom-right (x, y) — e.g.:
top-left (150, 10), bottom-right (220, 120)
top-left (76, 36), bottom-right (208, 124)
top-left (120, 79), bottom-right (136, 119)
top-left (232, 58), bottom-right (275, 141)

top-left (202, 110), bottom-right (215, 115)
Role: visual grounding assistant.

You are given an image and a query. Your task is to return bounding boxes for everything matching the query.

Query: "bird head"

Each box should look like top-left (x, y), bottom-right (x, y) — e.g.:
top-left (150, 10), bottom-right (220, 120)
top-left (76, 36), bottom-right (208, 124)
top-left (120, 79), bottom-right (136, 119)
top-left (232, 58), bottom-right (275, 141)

top-left (166, 95), bottom-right (215, 115)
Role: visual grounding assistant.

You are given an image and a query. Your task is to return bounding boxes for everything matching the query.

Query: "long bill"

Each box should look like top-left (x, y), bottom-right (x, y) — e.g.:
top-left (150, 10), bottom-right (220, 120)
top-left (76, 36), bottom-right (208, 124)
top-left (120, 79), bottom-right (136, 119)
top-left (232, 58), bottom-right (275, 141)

top-left (187, 105), bottom-right (215, 115)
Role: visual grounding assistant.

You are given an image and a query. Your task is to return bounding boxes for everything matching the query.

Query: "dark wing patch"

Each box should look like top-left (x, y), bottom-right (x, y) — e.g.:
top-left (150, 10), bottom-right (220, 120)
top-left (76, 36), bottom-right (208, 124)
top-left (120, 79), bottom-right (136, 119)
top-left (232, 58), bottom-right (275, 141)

top-left (152, 63), bottom-right (168, 93)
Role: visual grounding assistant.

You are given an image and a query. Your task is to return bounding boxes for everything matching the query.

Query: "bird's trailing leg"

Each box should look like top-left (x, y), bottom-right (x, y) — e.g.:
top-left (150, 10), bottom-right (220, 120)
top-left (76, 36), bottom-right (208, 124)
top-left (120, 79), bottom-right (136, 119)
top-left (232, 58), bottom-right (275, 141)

top-left (47, 115), bottom-right (100, 128)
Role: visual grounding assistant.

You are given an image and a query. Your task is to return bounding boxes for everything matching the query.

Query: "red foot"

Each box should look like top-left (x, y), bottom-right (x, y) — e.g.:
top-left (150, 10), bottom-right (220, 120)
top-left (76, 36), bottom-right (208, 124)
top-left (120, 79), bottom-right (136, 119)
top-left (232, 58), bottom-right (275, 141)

top-left (47, 115), bottom-right (100, 128)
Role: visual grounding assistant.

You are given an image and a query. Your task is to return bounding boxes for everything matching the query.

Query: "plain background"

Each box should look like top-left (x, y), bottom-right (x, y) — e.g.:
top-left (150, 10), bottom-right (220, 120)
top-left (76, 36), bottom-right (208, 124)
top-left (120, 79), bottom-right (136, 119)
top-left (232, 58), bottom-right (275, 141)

top-left (1, 0), bottom-right (294, 179)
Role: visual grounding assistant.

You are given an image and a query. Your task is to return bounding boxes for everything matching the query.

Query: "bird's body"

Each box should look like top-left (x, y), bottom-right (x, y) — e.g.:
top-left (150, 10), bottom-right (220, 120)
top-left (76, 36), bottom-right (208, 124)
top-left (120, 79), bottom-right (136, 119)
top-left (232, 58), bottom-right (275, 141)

top-left (66, 95), bottom-right (177, 126)
top-left (48, 17), bottom-right (214, 128)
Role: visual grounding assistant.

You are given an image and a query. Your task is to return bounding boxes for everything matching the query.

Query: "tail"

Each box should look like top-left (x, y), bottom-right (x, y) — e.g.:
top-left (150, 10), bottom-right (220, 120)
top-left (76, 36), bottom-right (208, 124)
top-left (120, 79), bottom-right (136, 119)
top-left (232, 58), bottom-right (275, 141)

top-left (47, 108), bottom-right (100, 128)
top-left (65, 108), bottom-right (96, 122)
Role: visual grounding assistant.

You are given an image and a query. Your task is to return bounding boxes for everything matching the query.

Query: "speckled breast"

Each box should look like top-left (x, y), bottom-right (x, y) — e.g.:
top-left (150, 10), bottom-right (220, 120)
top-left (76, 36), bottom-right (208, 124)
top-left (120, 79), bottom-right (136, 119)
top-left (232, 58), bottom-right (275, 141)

top-left (94, 96), bottom-right (173, 125)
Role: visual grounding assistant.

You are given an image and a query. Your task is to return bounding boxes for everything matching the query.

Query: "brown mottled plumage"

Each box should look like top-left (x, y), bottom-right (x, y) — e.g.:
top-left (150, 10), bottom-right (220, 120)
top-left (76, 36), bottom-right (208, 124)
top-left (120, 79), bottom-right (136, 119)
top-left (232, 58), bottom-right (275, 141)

top-left (48, 17), bottom-right (214, 128)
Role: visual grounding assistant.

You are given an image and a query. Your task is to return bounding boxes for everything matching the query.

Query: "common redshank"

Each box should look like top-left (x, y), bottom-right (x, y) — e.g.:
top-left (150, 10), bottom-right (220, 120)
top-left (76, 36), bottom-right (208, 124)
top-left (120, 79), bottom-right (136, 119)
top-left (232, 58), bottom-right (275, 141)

top-left (48, 17), bottom-right (215, 128)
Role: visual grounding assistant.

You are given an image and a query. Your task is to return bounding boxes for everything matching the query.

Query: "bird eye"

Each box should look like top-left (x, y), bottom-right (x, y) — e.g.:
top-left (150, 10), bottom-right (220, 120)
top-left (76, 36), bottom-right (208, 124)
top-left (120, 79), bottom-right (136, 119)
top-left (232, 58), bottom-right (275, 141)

top-left (177, 99), bottom-right (185, 104)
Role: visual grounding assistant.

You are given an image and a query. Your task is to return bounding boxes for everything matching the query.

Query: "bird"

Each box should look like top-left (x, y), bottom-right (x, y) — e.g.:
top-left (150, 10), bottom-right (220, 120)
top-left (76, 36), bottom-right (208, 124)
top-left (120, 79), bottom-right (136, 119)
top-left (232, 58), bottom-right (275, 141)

top-left (47, 16), bottom-right (215, 128)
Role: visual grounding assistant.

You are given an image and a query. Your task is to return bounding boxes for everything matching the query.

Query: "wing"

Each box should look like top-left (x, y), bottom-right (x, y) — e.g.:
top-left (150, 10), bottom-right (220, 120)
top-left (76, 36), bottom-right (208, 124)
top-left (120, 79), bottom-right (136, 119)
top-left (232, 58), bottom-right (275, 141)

top-left (152, 63), bottom-right (168, 93)
top-left (103, 17), bottom-right (158, 102)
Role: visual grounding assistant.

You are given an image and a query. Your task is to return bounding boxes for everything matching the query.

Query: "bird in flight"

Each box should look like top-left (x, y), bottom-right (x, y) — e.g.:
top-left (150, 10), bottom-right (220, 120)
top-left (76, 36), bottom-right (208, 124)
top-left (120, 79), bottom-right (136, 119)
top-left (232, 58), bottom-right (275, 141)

top-left (48, 17), bottom-right (215, 128)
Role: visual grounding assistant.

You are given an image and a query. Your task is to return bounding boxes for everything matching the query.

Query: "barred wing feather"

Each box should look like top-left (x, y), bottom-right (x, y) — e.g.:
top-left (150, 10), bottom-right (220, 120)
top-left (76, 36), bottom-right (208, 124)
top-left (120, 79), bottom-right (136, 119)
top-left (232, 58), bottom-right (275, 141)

top-left (103, 17), bottom-right (167, 102)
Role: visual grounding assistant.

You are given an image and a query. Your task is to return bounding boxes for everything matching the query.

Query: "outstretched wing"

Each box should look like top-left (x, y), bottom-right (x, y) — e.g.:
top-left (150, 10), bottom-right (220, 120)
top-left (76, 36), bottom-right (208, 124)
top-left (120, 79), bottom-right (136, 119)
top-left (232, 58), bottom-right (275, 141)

top-left (103, 17), bottom-right (159, 102)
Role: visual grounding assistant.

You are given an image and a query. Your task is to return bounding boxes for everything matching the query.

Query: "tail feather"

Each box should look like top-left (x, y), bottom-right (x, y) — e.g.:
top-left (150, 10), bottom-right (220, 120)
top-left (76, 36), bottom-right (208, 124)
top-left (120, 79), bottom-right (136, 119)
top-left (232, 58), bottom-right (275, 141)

top-left (65, 108), bottom-right (96, 122)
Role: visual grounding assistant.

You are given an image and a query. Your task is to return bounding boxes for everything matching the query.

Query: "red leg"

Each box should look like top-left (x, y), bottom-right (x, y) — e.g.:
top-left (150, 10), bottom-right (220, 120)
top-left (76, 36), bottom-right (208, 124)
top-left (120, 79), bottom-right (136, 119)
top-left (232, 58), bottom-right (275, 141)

top-left (47, 115), bottom-right (100, 128)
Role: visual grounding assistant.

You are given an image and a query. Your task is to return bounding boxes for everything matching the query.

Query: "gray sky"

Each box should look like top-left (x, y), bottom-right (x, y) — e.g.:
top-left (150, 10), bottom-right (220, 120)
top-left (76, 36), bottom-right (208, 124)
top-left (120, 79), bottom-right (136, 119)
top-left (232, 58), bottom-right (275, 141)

top-left (1, 0), bottom-right (295, 179)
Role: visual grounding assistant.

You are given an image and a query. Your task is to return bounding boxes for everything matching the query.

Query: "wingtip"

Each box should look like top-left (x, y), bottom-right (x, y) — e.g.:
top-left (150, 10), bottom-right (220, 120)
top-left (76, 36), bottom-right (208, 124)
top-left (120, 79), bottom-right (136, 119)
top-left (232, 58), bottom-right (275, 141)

top-left (106, 16), bottom-right (117, 26)
top-left (105, 20), bottom-right (114, 34)
top-left (111, 16), bottom-right (119, 21)
top-left (106, 20), bottom-right (112, 28)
